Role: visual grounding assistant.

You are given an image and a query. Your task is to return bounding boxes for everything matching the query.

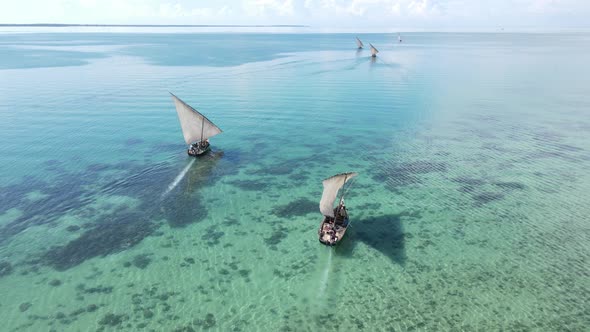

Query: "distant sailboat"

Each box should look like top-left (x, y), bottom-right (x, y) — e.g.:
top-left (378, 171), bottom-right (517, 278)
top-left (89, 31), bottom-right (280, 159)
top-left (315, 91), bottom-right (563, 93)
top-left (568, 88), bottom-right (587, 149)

top-left (398, 33), bottom-right (402, 43)
top-left (170, 93), bottom-right (222, 157)
top-left (370, 43), bottom-right (379, 57)
top-left (318, 172), bottom-right (358, 246)
top-left (356, 37), bottom-right (364, 49)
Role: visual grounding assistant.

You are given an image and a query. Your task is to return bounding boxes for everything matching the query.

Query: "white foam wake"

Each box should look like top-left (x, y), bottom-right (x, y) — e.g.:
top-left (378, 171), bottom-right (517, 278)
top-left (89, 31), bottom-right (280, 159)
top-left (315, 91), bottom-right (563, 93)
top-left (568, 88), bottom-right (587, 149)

top-left (318, 249), bottom-right (333, 298)
top-left (161, 158), bottom-right (195, 198)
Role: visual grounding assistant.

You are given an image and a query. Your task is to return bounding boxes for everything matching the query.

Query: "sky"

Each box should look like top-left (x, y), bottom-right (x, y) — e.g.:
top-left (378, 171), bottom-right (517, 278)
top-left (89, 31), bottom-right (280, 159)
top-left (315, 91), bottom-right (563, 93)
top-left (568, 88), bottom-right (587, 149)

top-left (1, 0), bottom-right (589, 31)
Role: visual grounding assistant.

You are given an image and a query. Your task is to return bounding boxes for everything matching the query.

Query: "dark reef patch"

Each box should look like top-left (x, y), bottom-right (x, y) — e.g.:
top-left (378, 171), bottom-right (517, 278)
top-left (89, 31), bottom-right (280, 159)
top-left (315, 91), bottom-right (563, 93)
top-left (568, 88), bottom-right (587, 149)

top-left (79, 284), bottom-right (113, 294)
top-left (1, 154), bottom-right (230, 275)
top-left (452, 176), bottom-right (486, 193)
top-left (43, 211), bottom-right (156, 270)
top-left (19, 302), bottom-right (32, 312)
top-left (48, 279), bottom-right (62, 287)
top-left (131, 253), bottom-right (152, 269)
top-left (194, 313), bottom-right (217, 329)
top-left (458, 185), bottom-right (477, 193)
top-left (264, 225), bottom-right (289, 250)
top-left (3, 150), bottom-right (224, 271)
top-left (287, 171), bottom-right (310, 186)
top-left (161, 194), bottom-right (208, 228)
top-left (472, 192), bottom-right (504, 205)
top-left (98, 313), bottom-right (127, 327)
top-left (226, 179), bottom-right (269, 191)
top-left (528, 150), bottom-right (579, 162)
top-left (452, 176), bottom-right (524, 203)
top-left (373, 160), bottom-right (447, 191)
top-left (238, 269), bottom-right (251, 279)
top-left (394, 161), bottom-right (447, 174)
top-left (271, 198), bottom-right (317, 218)
top-left (0, 261), bottom-right (13, 277)
top-left (356, 202), bottom-right (382, 210)
top-left (221, 217), bottom-right (240, 226)
top-left (126, 284), bottom-right (181, 325)
top-left (272, 254), bottom-right (317, 280)
top-left (493, 182), bottom-right (526, 190)
top-left (201, 225), bottom-right (225, 246)
top-left (65, 225), bottom-right (81, 232)
top-left (0, 171), bottom-right (98, 244)
top-left (0, 178), bottom-right (46, 215)
top-left (452, 177), bottom-right (486, 186)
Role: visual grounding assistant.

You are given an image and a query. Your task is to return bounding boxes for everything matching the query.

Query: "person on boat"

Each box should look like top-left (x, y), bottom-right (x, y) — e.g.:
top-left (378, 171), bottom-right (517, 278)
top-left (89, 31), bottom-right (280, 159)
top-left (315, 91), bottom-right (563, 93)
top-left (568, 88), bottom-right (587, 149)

top-left (339, 205), bottom-right (347, 217)
top-left (331, 234), bottom-right (338, 244)
top-left (333, 204), bottom-right (348, 227)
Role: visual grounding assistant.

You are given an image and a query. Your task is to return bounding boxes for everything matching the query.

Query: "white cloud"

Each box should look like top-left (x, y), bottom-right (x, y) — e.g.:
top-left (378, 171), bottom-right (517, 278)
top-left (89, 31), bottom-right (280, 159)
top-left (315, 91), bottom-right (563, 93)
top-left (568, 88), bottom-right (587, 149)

top-left (0, 0), bottom-right (588, 29)
top-left (305, 0), bottom-right (441, 18)
top-left (243, 0), bottom-right (295, 16)
top-left (525, 0), bottom-right (581, 14)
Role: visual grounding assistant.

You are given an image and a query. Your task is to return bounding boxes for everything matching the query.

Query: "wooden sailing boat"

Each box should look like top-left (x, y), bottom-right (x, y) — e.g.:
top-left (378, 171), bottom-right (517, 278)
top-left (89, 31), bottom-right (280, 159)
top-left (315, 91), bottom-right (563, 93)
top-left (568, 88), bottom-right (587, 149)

top-left (356, 37), bottom-right (364, 49)
top-left (370, 44), bottom-right (379, 58)
top-left (170, 93), bottom-right (223, 157)
top-left (318, 172), bottom-right (358, 246)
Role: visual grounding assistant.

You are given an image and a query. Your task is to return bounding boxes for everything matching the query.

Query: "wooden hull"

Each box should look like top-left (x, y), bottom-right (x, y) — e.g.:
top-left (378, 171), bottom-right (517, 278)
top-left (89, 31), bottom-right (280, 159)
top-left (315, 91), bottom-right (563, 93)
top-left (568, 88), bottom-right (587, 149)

top-left (187, 144), bottom-right (210, 157)
top-left (318, 215), bottom-right (349, 246)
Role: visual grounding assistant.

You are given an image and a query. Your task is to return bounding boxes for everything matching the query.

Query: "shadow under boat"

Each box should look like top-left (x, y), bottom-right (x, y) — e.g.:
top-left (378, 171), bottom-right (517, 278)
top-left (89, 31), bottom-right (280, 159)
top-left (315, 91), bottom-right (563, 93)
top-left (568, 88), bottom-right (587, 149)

top-left (159, 150), bottom-right (226, 227)
top-left (334, 213), bottom-right (406, 266)
top-left (181, 150), bottom-right (225, 192)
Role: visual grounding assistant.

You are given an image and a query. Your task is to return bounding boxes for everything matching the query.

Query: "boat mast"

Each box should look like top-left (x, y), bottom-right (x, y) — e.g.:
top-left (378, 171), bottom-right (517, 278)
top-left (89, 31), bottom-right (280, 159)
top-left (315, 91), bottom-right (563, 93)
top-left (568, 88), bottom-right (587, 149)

top-left (200, 120), bottom-right (204, 143)
top-left (334, 174), bottom-right (348, 220)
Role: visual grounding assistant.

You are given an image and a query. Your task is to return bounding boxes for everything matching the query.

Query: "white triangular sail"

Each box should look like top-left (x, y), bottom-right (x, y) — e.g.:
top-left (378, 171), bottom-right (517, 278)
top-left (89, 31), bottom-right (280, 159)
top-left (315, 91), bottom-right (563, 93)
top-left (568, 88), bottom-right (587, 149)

top-left (356, 37), bottom-right (364, 49)
top-left (398, 34), bottom-right (402, 42)
top-left (370, 44), bottom-right (379, 57)
top-left (170, 93), bottom-right (222, 145)
top-left (319, 172), bottom-right (358, 217)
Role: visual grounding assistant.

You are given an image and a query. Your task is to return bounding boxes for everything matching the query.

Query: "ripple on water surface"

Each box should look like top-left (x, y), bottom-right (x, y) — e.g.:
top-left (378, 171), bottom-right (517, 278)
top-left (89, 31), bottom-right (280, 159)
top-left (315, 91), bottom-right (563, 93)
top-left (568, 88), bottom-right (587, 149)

top-left (0, 32), bottom-right (589, 331)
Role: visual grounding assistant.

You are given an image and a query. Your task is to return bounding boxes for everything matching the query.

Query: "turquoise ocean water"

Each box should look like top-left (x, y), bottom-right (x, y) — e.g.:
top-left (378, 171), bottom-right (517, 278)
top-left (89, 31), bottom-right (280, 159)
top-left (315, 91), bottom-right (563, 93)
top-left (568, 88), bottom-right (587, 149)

top-left (0, 31), bottom-right (589, 331)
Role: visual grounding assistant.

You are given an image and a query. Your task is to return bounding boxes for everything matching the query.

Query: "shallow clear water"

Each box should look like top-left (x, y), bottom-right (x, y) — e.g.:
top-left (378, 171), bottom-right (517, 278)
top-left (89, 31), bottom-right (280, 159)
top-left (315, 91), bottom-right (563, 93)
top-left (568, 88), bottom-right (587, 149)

top-left (0, 31), bottom-right (589, 331)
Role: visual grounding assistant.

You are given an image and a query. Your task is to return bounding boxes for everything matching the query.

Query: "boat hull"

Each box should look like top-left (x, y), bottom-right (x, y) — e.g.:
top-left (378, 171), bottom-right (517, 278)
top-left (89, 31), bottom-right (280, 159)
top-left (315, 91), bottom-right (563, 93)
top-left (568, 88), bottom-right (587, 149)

top-left (187, 143), bottom-right (211, 157)
top-left (318, 216), bottom-right (349, 246)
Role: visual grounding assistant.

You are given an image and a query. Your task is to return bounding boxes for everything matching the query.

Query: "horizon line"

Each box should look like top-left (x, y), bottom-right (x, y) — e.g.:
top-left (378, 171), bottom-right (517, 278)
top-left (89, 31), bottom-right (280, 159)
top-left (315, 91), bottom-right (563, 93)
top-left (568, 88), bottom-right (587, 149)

top-left (0, 23), bottom-right (309, 28)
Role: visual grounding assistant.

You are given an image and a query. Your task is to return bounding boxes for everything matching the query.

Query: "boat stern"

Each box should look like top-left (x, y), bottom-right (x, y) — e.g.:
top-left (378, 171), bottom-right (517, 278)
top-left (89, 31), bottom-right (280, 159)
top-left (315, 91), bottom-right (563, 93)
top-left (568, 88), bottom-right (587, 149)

top-left (187, 143), bottom-right (211, 157)
top-left (318, 218), bottom-right (344, 246)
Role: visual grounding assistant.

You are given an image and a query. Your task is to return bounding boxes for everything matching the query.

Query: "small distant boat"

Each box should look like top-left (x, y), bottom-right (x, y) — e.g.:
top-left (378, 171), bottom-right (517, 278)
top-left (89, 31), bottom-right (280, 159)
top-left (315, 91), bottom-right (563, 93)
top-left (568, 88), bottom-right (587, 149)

top-left (398, 33), bottom-right (402, 43)
top-left (170, 93), bottom-right (223, 157)
top-left (356, 37), bottom-right (364, 49)
top-left (370, 43), bottom-right (379, 57)
top-left (318, 172), bottom-right (358, 246)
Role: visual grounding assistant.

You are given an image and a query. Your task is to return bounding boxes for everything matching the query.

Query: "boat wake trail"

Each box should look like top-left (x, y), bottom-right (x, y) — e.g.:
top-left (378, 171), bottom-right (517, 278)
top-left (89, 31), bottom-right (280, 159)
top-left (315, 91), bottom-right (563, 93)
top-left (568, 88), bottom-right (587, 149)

top-left (161, 158), bottom-right (195, 198)
top-left (318, 249), bottom-right (333, 298)
top-left (371, 57), bottom-right (398, 68)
